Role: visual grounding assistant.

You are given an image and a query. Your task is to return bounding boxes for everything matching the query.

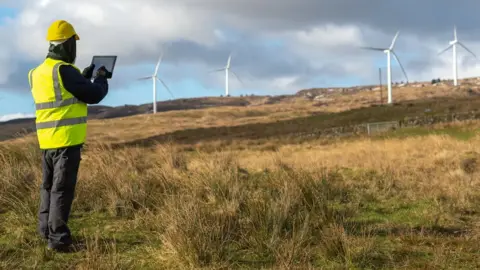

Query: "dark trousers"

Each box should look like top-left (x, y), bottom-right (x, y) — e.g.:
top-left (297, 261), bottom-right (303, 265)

top-left (38, 145), bottom-right (82, 248)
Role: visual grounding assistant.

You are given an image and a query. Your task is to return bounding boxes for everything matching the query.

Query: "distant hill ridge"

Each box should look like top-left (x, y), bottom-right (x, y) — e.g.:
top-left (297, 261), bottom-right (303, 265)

top-left (0, 96), bottom-right (276, 141)
top-left (3, 76), bottom-right (480, 142)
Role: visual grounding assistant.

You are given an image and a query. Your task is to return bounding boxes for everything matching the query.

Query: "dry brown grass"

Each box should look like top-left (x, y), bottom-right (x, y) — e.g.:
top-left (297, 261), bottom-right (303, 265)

top-left (69, 82), bottom-right (480, 146)
top-left (2, 82), bottom-right (480, 268)
top-left (2, 123), bottom-right (480, 268)
top-left (9, 99), bottom-right (321, 146)
top-left (4, 80), bottom-right (475, 146)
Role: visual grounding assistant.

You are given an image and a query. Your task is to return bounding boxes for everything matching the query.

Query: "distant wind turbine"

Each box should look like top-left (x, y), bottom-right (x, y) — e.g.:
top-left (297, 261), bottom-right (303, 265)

top-left (211, 52), bottom-right (243, 97)
top-left (360, 31), bottom-right (408, 104)
top-left (438, 25), bottom-right (477, 86)
top-left (137, 49), bottom-right (174, 114)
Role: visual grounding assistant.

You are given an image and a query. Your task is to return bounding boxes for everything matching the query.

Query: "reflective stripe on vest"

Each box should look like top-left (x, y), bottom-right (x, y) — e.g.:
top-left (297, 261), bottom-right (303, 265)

top-left (28, 68), bottom-right (36, 89)
top-left (34, 62), bottom-right (86, 131)
top-left (35, 63), bottom-right (82, 109)
top-left (52, 63), bottom-right (63, 101)
top-left (36, 116), bottom-right (87, 130)
top-left (36, 97), bottom-right (81, 110)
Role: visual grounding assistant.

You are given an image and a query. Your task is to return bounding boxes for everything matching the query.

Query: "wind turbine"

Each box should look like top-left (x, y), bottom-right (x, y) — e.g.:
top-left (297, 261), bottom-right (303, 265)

top-left (361, 31), bottom-right (408, 104)
top-left (438, 25), bottom-right (477, 86)
top-left (138, 49), bottom-right (174, 114)
top-left (211, 52), bottom-right (243, 97)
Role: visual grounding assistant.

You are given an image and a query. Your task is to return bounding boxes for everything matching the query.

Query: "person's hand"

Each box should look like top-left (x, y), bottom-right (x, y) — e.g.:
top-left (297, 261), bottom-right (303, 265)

top-left (96, 66), bottom-right (108, 78)
top-left (82, 64), bottom-right (95, 79)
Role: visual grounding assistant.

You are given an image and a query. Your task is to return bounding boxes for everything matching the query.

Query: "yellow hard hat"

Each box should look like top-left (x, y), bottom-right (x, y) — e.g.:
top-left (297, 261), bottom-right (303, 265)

top-left (46, 20), bottom-right (80, 42)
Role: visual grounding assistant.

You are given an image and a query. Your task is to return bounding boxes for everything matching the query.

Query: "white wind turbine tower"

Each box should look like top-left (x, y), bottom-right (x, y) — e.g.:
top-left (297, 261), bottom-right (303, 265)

top-left (438, 25), bottom-right (477, 86)
top-left (138, 49), bottom-right (174, 114)
top-left (211, 52), bottom-right (243, 97)
top-left (361, 31), bottom-right (408, 104)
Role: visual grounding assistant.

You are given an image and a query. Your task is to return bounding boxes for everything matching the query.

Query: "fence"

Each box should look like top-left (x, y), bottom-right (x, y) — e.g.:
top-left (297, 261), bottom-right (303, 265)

top-left (366, 121), bottom-right (399, 135)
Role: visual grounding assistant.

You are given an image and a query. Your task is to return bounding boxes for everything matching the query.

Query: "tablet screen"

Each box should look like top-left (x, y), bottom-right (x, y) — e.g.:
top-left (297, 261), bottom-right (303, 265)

top-left (91, 56), bottom-right (117, 79)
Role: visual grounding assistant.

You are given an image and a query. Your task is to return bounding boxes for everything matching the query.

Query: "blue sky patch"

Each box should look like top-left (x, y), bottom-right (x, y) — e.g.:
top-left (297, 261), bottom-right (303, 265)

top-left (0, 7), bottom-right (18, 25)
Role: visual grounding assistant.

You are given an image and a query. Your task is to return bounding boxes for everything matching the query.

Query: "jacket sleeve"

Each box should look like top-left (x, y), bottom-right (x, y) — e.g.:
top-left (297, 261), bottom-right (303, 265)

top-left (59, 65), bottom-right (109, 105)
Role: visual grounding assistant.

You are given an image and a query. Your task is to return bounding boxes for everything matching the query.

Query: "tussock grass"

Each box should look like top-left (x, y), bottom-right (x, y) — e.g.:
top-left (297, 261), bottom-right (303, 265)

top-left (2, 121), bottom-right (480, 268)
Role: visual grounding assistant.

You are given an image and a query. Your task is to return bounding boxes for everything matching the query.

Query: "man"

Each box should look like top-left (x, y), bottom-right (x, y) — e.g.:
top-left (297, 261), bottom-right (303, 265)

top-left (28, 20), bottom-right (109, 252)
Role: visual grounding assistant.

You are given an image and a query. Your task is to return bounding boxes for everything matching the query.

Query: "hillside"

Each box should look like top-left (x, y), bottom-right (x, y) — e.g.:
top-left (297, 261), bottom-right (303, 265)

top-left (0, 96), bottom-right (267, 141)
top-left (2, 76), bottom-right (480, 142)
top-left (4, 78), bottom-right (480, 146)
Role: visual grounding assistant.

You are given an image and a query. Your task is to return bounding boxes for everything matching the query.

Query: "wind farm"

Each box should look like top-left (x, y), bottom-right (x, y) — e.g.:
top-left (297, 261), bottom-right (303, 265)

top-left (114, 26), bottom-right (478, 111)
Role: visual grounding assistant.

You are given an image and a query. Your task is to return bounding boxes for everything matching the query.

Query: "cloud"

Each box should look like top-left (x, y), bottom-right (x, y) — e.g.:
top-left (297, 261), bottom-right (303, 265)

top-left (0, 112), bottom-right (34, 122)
top-left (2, 0), bottom-right (480, 96)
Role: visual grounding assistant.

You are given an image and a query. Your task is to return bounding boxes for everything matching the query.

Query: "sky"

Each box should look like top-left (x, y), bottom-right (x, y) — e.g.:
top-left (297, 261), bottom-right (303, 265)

top-left (1, 0), bottom-right (480, 121)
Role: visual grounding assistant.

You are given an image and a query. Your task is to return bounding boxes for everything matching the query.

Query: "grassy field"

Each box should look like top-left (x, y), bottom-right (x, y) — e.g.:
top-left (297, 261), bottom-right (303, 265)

top-left (3, 82), bottom-right (480, 268)
top-left (2, 102), bottom-right (480, 269)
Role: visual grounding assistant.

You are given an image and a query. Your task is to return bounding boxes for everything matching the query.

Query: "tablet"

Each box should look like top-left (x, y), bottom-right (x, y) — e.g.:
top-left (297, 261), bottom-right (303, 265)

top-left (90, 55), bottom-right (117, 79)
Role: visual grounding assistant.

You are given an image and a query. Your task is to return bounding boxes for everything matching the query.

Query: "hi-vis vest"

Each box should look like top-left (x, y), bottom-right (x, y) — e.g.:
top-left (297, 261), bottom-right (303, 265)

top-left (29, 58), bottom-right (88, 149)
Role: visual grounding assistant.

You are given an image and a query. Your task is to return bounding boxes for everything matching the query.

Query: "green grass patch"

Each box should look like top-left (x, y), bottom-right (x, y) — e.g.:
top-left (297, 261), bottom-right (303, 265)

top-left (352, 199), bottom-right (437, 228)
top-left (0, 211), bottom-right (160, 269)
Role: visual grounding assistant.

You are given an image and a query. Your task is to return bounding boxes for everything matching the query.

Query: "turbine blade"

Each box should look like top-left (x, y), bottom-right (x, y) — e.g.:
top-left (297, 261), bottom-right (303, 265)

top-left (154, 52), bottom-right (164, 76)
top-left (359, 46), bottom-right (386, 51)
top-left (209, 68), bottom-right (226, 73)
top-left (390, 31), bottom-right (400, 50)
top-left (458, 42), bottom-right (477, 59)
top-left (138, 76), bottom-right (152, 80)
top-left (227, 53), bottom-right (232, 68)
top-left (438, 44), bottom-right (453, 55)
top-left (454, 25), bottom-right (457, 40)
top-left (392, 51), bottom-right (409, 83)
top-left (156, 77), bottom-right (175, 99)
top-left (230, 70), bottom-right (244, 86)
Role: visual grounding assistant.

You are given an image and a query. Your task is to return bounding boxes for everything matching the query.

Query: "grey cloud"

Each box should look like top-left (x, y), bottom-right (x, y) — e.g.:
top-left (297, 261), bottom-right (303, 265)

top-left (6, 35), bottom-right (313, 92)
top-left (179, 0), bottom-right (480, 36)
top-left (0, 60), bottom-right (36, 91)
top-left (460, 55), bottom-right (478, 69)
top-left (4, 0), bottom-right (480, 95)
top-left (406, 58), bottom-right (436, 73)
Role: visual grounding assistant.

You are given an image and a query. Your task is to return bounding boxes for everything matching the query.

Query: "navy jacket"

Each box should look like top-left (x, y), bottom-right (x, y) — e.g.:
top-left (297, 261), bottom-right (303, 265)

top-left (59, 64), bottom-right (109, 104)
